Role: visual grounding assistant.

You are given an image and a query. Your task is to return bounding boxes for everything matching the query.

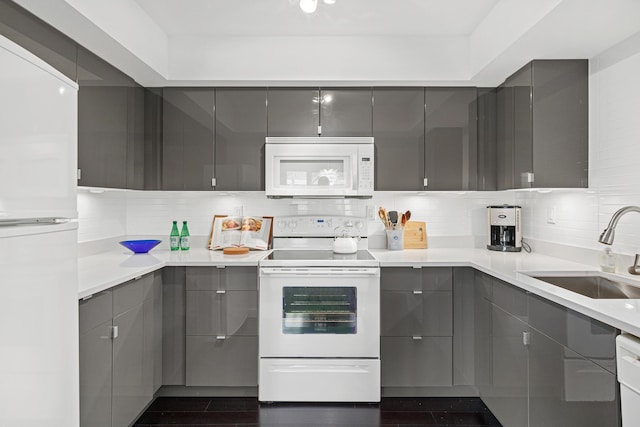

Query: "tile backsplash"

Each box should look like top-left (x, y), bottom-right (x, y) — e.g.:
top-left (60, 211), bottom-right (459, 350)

top-left (77, 31), bottom-right (640, 258)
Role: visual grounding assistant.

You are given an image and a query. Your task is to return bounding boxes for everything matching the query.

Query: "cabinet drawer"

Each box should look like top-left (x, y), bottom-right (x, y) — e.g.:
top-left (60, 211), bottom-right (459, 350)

top-left (381, 290), bottom-right (452, 337)
top-left (381, 267), bottom-right (452, 291)
top-left (186, 290), bottom-right (258, 336)
top-left (186, 336), bottom-right (258, 387)
top-left (186, 266), bottom-right (257, 291)
top-left (381, 337), bottom-right (452, 387)
top-left (79, 291), bottom-right (112, 334)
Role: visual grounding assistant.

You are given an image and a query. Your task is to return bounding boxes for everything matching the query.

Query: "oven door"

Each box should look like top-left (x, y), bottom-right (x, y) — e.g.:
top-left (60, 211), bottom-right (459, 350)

top-left (259, 267), bottom-right (380, 358)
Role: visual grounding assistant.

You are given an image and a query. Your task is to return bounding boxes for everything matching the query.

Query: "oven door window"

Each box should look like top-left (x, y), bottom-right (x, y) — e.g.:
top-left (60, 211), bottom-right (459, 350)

top-left (282, 287), bottom-right (356, 334)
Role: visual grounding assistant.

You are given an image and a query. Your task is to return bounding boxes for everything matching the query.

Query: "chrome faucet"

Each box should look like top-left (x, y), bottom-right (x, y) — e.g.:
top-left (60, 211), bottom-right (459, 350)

top-left (598, 206), bottom-right (640, 274)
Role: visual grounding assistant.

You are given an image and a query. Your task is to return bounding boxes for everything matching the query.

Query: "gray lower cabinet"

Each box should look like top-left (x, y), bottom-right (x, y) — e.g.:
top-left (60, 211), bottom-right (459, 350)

top-left (184, 266), bottom-right (258, 388)
top-left (476, 273), bottom-right (620, 427)
top-left (497, 60), bottom-right (588, 189)
top-left (79, 272), bottom-right (162, 427)
top-left (214, 88), bottom-right (267, 190)
top-left (380, 267), bottom-right (453, 390)
top-left (162, 88), bottom-right (215, 190)
top-left (79, 291), bottom-right (113, 427)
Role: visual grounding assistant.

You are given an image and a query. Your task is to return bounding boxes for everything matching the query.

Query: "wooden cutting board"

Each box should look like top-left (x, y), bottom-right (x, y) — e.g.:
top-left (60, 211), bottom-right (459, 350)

top-left (404, 221), bottom-right (427, 249)
top-left (223, 247), bottom-right (250, 255)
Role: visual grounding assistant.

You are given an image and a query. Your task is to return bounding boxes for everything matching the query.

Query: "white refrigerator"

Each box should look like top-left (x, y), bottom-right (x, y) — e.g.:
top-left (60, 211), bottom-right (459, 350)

top-left (0, 35), bottom-right (79, 426)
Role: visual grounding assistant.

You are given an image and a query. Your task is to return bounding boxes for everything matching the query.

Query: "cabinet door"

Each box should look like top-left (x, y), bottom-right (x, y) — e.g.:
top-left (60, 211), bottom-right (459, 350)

top-left (373, 88), bottom-right (425, 191)
top-left (162, 267), bottom-right (187, 386)
top-left (496, 84), bottom-right (514, 190)
top-left (126, 85), bottom-right (145, 190)
top-left (474, 271), bottom-right (493, 394)
top-left (112, 277), bottom-right (151, 427)
top-left (529, 329), bottom-right (619, 427)
top-left (112, 304), bottom-right (147, 427)
top-left (477, 88), bottom-right (497, 191)
top-left (215, 88), bottom-right (267, 190)
top-left (186, 336), bottom-right (258, 386)
top-left (381, 337), bottom-right (453, 387)
top-left (509, 64), bottom-right (534, 189)
top-left (424, 87), bottom-right (478, 191)
top-left (77, 46), bottom-right (132, 189)
top-left (79, 293), bottom-right (113, 427)
top-left (162, 88), bottom-right (214, 190)
top-left (267, 88), bottom-right (319, 136)
top-left (485, 305), bottom-right (528, 427)
top-left (319, 88), bottom-right (372, 137)
top-left (531, 60), bottom-right (588, 188)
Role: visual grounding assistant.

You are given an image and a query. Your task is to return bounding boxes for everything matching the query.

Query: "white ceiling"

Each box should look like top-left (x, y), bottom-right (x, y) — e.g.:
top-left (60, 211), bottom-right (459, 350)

top-left (132, 0), bottom-right (500, 37)
top-left (12, 0), bottom-right (640, 87)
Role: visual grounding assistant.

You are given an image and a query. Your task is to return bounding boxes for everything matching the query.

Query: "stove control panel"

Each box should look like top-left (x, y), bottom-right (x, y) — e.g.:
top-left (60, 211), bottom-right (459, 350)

top-left (274, 215), bottom-right (367, 237)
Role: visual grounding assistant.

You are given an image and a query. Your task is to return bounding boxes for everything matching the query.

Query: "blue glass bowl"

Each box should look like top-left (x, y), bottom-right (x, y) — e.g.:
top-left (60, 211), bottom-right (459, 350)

top-left (119, 239), bottom-right (162, 254)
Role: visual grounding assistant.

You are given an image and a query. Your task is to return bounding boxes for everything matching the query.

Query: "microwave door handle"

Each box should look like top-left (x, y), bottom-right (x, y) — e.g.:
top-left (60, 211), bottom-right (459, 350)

top-left (353, 152), bottom-right (358, 191)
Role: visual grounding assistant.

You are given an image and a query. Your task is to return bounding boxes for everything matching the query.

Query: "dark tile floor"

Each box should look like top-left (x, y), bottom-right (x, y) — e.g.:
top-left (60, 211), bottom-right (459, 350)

top-left (133, 396), bottom-right (503, 426)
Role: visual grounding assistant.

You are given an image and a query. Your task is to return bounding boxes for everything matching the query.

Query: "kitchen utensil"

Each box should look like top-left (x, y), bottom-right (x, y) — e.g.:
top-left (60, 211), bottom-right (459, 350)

top-left (378, 207), bottom-right (389, 229)
top-left (388, 211), bottom-right (398, 226)
top-left (119, 239), bottom-right (162, 254)
top-left (403, 221), bottom-right (427, 249)
top-left (400, 213), bottom-right (406, 227)
top-left (404, 210), bottom-right (411, 221)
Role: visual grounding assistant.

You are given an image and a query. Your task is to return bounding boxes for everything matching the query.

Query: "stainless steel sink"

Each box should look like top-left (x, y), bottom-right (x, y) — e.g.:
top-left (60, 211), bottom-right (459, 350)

top-left (529, 273), bottom-right (640, 299)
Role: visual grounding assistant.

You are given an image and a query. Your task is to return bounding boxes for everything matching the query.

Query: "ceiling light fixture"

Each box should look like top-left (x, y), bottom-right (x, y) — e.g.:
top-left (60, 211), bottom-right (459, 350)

top-left (299, 0), bottom-right (318, 13)
top-left (299, 0), bottom-right (335, 14)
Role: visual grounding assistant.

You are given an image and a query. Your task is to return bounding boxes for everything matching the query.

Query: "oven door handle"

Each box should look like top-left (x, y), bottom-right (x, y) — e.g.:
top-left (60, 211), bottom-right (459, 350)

top-left (260, 267), bottom-right (379, 276)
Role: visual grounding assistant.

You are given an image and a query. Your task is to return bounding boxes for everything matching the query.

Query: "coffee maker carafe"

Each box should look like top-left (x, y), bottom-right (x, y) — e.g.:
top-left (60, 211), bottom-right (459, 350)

top-left (487, 205), bottom-right (522, 252)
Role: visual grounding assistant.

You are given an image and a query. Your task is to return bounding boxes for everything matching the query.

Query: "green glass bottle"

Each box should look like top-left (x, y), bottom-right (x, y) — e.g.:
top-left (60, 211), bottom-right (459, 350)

top-left (180, 220), bottom-right (190, 251)
top-left (170, 221), bottom-right (180, 251)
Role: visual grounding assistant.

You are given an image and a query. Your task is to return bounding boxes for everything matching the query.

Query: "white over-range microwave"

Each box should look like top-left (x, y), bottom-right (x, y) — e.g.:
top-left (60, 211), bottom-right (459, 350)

top-left (265, 137), bottom-right (374, 198)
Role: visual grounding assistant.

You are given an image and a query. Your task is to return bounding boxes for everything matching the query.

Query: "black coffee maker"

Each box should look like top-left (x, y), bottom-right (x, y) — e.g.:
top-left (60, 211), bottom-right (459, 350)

top-left (487, 205), bottom-right (522, 252)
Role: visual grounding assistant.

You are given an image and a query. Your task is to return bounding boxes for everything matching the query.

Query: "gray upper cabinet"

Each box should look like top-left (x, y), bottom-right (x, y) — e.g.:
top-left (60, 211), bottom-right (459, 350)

top-left (267, 88), bottom-right (372, 137)
top-left (477, 88), bottom-right (497, 191)
top-left (77, 46), bottom-right (133, 189)
top-left (424, 87), bottom-right (478, 191)
top-left (373, 88), bottom-right (425, 191)
top-left (162, 88), bottom-right (215, 190)
top-left (319, 88), bottom-right (372, 136)
top-left (215, 89), bottom-right (267, 190)
top-left (497, 60), bottom-right (588, 189)
top-left (267, 88), bottom-right (319, 136)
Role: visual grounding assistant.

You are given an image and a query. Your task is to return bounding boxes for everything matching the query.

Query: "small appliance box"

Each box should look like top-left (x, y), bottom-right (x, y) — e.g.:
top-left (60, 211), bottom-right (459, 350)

top-left (487, 205), bottom-right (521, 252)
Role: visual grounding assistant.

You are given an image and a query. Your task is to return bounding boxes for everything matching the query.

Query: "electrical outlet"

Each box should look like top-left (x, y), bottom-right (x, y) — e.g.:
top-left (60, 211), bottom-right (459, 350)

top-left (547, 207), bottom-right (556, 224)
top-left (233, 205), bottom-right (243, 217)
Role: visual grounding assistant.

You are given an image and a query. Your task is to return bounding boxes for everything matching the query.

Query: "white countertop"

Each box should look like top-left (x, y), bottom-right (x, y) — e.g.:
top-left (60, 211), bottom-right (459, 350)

top-left (78, 244), bottom-right (640, 337)
top-left (78, 246), bottom-right (270, 299)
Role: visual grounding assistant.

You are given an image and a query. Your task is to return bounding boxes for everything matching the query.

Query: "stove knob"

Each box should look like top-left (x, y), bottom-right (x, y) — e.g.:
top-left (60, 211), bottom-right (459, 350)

top-left (354, 220), bottom-right (364, 229)
top-left (327, 220), bottom-right (332, 227)
top-left (289, 220), bottom-right (298, 229)
top-left (277, 220), bottom-right (287, 230)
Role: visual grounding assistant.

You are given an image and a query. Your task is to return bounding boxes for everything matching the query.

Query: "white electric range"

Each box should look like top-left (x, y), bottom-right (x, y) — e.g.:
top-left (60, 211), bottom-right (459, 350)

top-left (258, 215), bottom-right (381, 403)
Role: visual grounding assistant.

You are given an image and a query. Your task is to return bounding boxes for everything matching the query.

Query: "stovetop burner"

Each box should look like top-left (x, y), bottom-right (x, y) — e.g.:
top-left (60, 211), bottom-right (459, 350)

top-left (267, 249), bottom-right (375, 262)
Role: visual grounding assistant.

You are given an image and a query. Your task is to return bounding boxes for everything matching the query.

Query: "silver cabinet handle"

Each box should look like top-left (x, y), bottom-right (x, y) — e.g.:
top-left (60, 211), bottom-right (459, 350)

top-left (216, 335), bottom-right (227, 340)
top-left (413, 290), bottom-right (423, 295)
top-left (216, 290), bottom-right (226, 294)
top-left (110, 326), bottom-right (119, 339)
top-left (412, 336), bottom-right (422, 340)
